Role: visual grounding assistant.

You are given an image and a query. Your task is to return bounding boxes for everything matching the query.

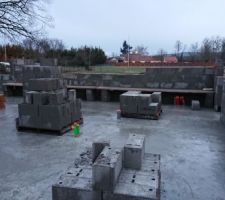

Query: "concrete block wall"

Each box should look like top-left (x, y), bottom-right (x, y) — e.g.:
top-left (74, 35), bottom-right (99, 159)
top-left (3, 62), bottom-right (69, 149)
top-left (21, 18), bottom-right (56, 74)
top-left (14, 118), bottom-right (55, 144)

top-left (64, 66), bottom-right (215, 90)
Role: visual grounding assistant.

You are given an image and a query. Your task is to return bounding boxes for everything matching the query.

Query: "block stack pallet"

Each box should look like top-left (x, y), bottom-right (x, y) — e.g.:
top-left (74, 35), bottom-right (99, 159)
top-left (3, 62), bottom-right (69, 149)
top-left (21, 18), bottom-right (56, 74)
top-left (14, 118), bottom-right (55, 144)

top-left (120, 91), bottom-right (162, 120)
top-left (52, 134), bottom-right (161, 200)
top-left (16, 66), bottom-right (83, 135)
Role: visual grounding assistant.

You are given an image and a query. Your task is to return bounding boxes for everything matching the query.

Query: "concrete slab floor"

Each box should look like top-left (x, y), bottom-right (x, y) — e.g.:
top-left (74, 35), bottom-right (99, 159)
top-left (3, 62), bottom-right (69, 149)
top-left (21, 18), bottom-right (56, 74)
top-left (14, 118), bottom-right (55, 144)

top-left (0, 97), bottom-right (225, 200)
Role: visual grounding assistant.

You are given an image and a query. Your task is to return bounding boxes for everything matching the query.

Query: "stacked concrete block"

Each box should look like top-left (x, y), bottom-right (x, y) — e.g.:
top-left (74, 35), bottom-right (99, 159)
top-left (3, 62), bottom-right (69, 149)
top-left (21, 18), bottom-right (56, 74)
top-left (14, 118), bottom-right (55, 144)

top-left (191, 100), bottom-right (200, 110)
top-left (18, 74), bottom-right (82, 133)
top-left (52, 167), bottom-right (101, 200)
top-left (137, 94), bottom-right (152, 115)
top-left (124, 134), bottom-right (145, 170)
top-left (214, 76), bottom-right (224, 111)
top-left (53, 136), bottom-right (161, 200)
top-left (152, 92), bottom-right (162, 105)
top-left (120, 91), bottom-right (162, 119)
top-left (93, 146), bottom-right (123, 191)
top-left (92, 140), bottom-right (110, 163)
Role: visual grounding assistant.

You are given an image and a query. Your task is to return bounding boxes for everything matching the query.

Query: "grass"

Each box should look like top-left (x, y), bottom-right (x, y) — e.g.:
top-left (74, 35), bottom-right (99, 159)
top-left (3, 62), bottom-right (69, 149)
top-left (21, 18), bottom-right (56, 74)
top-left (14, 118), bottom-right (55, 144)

top-left (62, 65), bottom-right (146, 74)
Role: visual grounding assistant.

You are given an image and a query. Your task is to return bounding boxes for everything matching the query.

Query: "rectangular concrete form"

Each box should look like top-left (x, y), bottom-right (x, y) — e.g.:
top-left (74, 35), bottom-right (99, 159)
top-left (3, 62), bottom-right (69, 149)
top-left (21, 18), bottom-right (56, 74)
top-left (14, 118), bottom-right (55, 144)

top-left (92, 140), bottom-right (110, 163)
top-left (93, 146), bottom-right (123, 191)
top-left (124, 134), bottom-right (145, 170)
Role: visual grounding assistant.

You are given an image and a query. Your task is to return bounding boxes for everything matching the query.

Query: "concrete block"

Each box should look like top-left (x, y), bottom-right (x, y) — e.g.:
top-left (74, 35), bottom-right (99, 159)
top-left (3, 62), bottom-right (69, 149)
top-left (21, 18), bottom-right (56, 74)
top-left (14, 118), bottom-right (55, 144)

top-left (27, 78), bottom-right (61, 91)
top-left (93, 146), bottom-right (123, 191)
top-left (33, 92), bottom-right (49, 105)
top-left (137, 94), bottom-right (152, 115)
top-left (92, 140), bottom-right (110, 163)
top-left (192, 100), bottom-right (200, 110)
top-left (86, 89), bottom-right (94, 101)
top-left (39, 104), bottom-right (71, 131)
top-left (124, 134), bottom-right (145, 170)
top-left (70, 99), bottom-right (82, 123)
top-left (49, 91), bottom-right (64, 105)
top-left (24, 91), bottom-right (35, 104)
top-left (151, 92), bottom-right (162, 104)
top-left (101, 90), bottom-right (110, 102)
top-left (120, 92), bottom-right (139, 114)
top-left (18, 103), bottom-right (39, 128)
top-left (52, 175), bottom-right (101, 200)
top-left (68, 89), bottom-right (76, 101)
top-left (148, 103), bottom-right (160, 115)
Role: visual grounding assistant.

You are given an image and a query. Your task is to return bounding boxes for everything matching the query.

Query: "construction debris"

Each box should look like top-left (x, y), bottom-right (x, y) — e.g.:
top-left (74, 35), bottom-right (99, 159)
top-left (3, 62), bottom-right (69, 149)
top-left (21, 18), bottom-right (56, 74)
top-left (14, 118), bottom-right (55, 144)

top-left (120, 91), bottom-right (162, 120)
top-left (52, 134), bottom-right (161, 200)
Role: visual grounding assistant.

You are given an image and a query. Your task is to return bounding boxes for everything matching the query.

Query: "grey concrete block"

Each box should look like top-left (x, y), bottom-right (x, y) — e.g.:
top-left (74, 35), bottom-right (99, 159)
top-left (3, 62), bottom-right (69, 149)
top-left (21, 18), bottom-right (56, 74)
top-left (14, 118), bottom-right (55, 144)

top-left (39, 104), bottom-right (71, 131)
top-left (151, 92), bottom-right (162, 104)
top-left (137, 94), bottom-right (152, 115)
top-left (101, 90), bottom-right (110, 102)
top-left (192, 100), bottom-right (200, 110)
top-left (93, 146), bottom-right (123, 191)
top-left (52, 176), bottom-right (101, 200)
top-left (18, 104), bottom-right (39, 128)
top-left (68, 90), bottom-right (76, 101)
top-left (86, 89), bottom-right (94, 101)
top-left (24, 91), bottom-right (35, 104)
top-left (33, 92), bottom-right (49, 105)
top-left (148, 103), bottom-right (160, 115)
top-left (120, 92), bottom-right (139, 114)
top-left (104, 153), bottom-right (160, 200)
top-left (70, 99), bottom-right (82, 123)
top-left (49, 91), bottom-right (64, 105)
top-left (92, 140), bottom-right (110, 163)
top-left (124, 134), bottom-right (145, 170)
top-left (27, 78), bottom-right (61, 91)
top-left (104, 182), bottom-right (159, 200)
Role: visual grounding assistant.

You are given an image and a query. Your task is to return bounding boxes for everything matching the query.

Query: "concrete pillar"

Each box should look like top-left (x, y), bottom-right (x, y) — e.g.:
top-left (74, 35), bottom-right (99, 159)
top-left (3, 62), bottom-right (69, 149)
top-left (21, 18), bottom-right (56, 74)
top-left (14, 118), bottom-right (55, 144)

top-left (204, 93), bottom-right (214, 108)
top-left (101, 90), bottom-right (110, 102)
top-left (86, 89), bottom-right (94, 101)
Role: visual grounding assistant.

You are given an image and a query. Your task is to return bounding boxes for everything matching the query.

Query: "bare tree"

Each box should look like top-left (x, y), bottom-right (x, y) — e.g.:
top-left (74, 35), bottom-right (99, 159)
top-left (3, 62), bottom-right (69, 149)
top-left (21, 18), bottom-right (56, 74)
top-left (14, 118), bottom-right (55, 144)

top-left (174, 40), bottom-right (183, 56)
top-left (0, 0), bottom-right (52, 40)
top-left (189, 42), bottom-right (199, 62)
top-left (133, 45), bottom-right (148, 55)
top-left (158, 49), bottom-right (167, 63)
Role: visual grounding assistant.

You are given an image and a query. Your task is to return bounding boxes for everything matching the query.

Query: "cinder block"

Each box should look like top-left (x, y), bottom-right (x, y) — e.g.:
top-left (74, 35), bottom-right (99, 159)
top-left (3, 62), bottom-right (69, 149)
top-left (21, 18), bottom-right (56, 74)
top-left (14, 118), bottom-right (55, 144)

top-left (191, 100), bottom-right (200, 110)
top-left (101, 90), bottom-right (110, 102)
top-left (92, 140), bottom-right (110, 162)
top-left (24, 91), bottom-right (35, 104)
top-left (33, 92), bottom-right (49, 105)
top-left (49, 91), bottom-right (64, 105)
top-left (39, 104), bottom-right (71, 131)
top-left (151, 92), bottom-right (162, 104)
top-left (148, 103), bottom-right (160, 115)
top-left (124, 134), bottom-right (145, 170)
top-left (27, 78), bottom-right (61, 91)
top-left (104, 153), bottom-right (161, 200)
top-left (93, 146), bottom-right (123, 191)
top-left (52, 175), bottom-right (101, 200)
top-left (18, 103), bottom-right (39, 128)
top-left (70, 99), bottom-right (82, 123)
top-left (68, 90), bottom-right (77, 101)
top-left (86, 89), bottom-right (94, 101)
top-left (137, 94), bottom-right (152, 115)
top-left (120, 92), bottom-right (139, 114)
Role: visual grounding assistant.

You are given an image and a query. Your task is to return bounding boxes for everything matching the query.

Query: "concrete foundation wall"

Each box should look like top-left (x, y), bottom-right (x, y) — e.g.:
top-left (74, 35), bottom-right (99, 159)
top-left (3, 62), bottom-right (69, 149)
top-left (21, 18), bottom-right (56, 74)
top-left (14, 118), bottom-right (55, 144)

top-left (65, 67), bottom-right (215, 90)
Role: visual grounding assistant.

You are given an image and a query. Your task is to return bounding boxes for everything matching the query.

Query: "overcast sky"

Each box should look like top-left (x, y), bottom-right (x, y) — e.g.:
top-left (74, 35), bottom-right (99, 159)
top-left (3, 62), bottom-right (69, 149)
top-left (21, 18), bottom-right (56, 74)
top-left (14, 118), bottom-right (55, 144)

top-left (47, 0), bottom-right (225, 55)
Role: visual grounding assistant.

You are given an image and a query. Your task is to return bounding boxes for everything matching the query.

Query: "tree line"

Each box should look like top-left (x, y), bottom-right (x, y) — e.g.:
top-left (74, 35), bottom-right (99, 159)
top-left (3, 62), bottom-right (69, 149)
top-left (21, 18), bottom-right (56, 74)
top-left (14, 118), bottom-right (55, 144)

top-left (120, 36), bottom-right (225, 63)
top-left (0, 38), bottom-right (107, 67)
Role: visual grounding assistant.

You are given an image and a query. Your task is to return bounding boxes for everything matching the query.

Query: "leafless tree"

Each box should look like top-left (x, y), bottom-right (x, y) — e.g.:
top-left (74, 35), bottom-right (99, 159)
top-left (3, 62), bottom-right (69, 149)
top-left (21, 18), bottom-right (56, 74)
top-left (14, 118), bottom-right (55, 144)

top-left (133, 45), bottom-right (148, 55)
top-left (189, 42), bottom-right (199, 62)
top-left (158, 49), bottom-right (167, 63)
top-left (174, 40), bottom-right (183, 56)
top-left (0, 0), bottom-right (52, 40)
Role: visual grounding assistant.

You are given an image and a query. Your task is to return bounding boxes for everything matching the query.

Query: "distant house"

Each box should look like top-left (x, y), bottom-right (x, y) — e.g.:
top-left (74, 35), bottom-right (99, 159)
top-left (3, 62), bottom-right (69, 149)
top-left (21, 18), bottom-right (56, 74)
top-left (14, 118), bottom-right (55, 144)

top-left (163, 56), bottom-right (178, 63)
top-left (124, 53), bottom-right (153, 63)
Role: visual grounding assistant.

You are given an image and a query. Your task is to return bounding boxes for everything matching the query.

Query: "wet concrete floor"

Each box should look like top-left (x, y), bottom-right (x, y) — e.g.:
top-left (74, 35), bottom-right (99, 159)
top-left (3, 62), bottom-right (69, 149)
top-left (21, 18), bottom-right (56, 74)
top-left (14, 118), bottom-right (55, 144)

top-left (0, 97), bottom-right (225, 200)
